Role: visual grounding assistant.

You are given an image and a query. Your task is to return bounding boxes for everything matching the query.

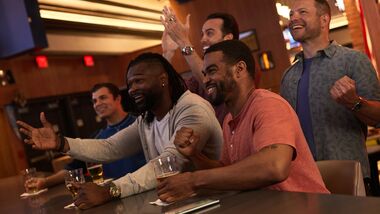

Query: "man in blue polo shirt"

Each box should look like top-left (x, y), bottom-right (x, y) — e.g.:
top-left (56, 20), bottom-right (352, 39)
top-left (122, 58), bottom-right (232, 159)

top-left (25, 83), bottom-right (145, 190)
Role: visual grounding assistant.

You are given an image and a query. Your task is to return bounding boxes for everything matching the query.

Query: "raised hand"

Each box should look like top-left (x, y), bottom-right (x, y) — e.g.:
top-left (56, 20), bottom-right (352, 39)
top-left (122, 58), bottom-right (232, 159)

top-left (330, 75), bottom-right (359, 108)
top-left (162, 30), bottom-right (179, 53)
top-left (16, 112), bottom-right (59, 150)
top-left (160, 6), bottom-right (191, 48)
top-left (74, 182), bottom-right (112, 210)
top-left (174, 127), bottom-right (200, 158)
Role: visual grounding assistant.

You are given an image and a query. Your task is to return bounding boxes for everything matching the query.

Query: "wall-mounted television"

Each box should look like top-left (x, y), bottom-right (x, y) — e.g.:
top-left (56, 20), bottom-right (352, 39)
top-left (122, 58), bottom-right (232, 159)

top-left (282, 28), bottom-right (301, 50)
top-left (0, 0), bottom-right (48, 58)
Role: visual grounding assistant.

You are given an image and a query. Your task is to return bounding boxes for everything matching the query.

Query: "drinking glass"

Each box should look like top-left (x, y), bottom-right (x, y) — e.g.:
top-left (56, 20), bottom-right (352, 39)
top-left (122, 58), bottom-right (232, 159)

top-left (86, 162), bottom-right (104, 184)
top-left (65, 168), bottom-right (85, 199)
top-left (22, 167), bottom-right (37, 193)
top-left (152, 155), bottom-right (180, 182)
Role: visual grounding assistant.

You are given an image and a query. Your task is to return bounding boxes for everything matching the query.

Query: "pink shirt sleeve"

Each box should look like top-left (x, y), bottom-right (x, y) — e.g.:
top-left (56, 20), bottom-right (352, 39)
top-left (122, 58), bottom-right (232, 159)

top-left (252, 98), bottom-right (298, 154)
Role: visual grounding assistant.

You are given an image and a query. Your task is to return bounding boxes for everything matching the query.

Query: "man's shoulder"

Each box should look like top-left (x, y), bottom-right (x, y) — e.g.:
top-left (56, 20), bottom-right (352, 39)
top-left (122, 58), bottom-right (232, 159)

top-left (177, 90), bottom-right (212, 108)
top-left (333, 44), bottom-right (368, 60)
top-left (251, 90), bottom-right (294, 113)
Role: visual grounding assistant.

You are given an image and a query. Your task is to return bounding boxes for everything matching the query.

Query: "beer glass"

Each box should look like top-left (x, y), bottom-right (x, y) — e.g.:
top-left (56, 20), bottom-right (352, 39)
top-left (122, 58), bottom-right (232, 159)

top-left (86, 162), bottom-right (104, 184)
top-left (152, 155), bottom-right (180, 182)
top-left (64, 168), bottom-right (85, 199)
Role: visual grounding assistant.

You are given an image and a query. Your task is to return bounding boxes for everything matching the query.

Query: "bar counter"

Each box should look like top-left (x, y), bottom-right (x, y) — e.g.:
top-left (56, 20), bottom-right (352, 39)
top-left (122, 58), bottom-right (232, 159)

top-left (2, 175), bottom-right (380, 213)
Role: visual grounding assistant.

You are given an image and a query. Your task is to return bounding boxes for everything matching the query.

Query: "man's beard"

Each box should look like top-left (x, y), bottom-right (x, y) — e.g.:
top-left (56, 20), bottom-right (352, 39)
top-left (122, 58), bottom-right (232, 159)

top-left (209, 82), bottom-right (226, 106)
top-left (133, 91), bottom-right (157, 113)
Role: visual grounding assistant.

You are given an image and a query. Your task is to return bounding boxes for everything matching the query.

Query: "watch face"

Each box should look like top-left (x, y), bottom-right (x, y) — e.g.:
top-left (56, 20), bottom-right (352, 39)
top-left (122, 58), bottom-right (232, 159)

top-left (182, 46), bottom-right (194, 55)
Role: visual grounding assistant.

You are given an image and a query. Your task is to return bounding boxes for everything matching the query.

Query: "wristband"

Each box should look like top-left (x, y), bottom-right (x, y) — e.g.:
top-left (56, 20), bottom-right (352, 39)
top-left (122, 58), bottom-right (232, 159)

top-left (56, 133), bottom-right (66, 152)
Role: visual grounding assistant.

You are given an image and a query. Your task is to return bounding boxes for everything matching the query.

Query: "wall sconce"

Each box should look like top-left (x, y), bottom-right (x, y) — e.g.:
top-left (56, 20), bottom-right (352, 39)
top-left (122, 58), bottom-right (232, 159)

top-left (258, 51), bottom-right (275, 71)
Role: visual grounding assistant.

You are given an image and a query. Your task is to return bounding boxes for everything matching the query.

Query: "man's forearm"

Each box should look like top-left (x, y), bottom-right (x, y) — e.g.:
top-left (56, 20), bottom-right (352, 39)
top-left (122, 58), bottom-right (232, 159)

top-left (45, 170), bottom-right (67, 187)
top-left (163, 50), bottom-right (176, 62)
top-left (354, 99), bottom-right (380, 126)
top-left (189, 153), bottom-right (223, 170)
top-left (192, 145), bottom-right (293, 191)
top-left (184, 53), bottom-right (205, 84)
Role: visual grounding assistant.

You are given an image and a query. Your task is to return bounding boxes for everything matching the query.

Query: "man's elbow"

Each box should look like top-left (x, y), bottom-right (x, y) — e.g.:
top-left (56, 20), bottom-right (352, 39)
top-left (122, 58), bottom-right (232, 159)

top-left (268, 161), bottom-right (291, 183)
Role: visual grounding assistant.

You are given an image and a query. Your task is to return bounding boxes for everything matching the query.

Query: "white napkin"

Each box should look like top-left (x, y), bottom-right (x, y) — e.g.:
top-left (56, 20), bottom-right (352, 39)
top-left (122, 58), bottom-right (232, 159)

top-left (64, 202), bottom-right (76, 209)
top-left (149, 199), bottom-right (172, 207)
top-left (20, 188), bottom-right (48, 198)
top-left (98, 178), bottom-right (113, 186)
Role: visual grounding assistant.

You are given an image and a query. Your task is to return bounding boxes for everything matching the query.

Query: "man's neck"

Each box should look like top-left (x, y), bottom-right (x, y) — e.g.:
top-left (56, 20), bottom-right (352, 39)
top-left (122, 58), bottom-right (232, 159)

top-left (151, 93), bottom-right (174, 121)
top-left (106, 110), bottom-right (128, 126)
top-left (227, 82), bottom-right (255, 118)
top-left (301, 35), bottom-right (330, 59)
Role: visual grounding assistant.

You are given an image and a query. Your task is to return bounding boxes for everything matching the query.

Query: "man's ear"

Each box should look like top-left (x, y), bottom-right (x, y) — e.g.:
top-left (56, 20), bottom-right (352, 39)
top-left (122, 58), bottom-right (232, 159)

top-left (320, 14), bottom-right (330, 29)
top-left (115, 94), bottom-right (122, 102)
top-left (234, 61), bottom-right (247, 78)
top-left (159, 72), bottom-right (168, 86)
top-left (223, 33), bottom-right (234, 41)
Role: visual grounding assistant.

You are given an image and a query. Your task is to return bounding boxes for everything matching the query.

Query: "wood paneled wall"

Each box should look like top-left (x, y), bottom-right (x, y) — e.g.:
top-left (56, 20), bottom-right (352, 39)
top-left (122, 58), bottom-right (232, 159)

top-left (0, 54), bottom-right (125, 104)
top-left (344, 0), bottom-right (366, 52)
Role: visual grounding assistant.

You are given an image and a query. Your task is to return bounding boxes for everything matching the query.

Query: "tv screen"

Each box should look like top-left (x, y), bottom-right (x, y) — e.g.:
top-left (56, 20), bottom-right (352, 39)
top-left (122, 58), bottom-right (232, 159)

top-left (0, 0), bottom-right (47, 58)
top-left (283, 28), bottom-right (301, 50)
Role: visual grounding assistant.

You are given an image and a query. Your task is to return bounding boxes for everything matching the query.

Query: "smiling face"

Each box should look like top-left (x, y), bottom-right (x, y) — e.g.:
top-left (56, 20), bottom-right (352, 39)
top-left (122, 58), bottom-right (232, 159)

top-left (289, 0), bottom-right (324, 43)
top-left (127, 62), bottom-right (166, 113)
top-left (203, 51), bottom-right (237, 106)
top-left (92, 87), bottom-right (120, 120)
top-left (201, 18), bottom-right (228, 52)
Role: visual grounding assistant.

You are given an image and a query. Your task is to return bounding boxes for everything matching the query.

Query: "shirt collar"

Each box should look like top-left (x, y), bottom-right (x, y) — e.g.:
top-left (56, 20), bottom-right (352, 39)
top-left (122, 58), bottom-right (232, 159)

top-left (294, 40), bottom-right (339, 62)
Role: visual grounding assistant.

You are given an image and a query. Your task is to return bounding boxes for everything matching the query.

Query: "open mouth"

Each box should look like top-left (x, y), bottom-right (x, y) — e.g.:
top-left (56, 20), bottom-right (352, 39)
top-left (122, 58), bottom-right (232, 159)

top-left (202, 46), bottom-right (210, 52)
top-left (206, 84), bottom-right (217, 95)
top-left (132, 94), bottom-right (144, 104)
top-left (290, 23), bottom-right (304, 31)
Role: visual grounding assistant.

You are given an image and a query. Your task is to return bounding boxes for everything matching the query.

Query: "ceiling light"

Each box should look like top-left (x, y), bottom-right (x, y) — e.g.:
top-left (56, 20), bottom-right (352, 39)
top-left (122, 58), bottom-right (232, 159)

top-left (335, 0), bottom-right (345, 12)
top-left (39, 9), bottom-right (164, 32)
top-left (276, 3), bottom-right (290, 19)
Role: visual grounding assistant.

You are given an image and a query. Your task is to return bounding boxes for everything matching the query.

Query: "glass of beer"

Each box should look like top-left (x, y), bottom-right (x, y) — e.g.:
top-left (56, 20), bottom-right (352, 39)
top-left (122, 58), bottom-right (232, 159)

top-left (22, 167), bottom-right (37, 193)
top-left (86, 163), bottom-right (104, 184)
top-left (64, 168), bottom-right (85, 199)
top-left (152, 155), bottom-right (180, 182)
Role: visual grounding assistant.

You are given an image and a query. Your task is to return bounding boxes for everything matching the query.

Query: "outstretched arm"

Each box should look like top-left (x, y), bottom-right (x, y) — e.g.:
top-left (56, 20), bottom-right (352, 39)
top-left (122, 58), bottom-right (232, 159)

top-left (16, 112), bottom-right (67, 151)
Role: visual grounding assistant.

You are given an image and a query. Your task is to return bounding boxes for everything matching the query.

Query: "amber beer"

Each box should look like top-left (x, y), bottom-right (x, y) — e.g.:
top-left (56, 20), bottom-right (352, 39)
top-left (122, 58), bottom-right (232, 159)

top-left (156, 171), bottom-right (180, 182)
top-left (65, 183), bottom-right (79, 198)
top-left (153, 155), bottom-right (179, 182)
top-left (88, 164), bottom-right (104, 184)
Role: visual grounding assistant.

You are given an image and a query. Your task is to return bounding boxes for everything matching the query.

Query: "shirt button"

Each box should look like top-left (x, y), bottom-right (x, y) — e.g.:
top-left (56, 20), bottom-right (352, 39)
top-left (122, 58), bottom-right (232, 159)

top-left (232, 131), bottom-right (235, 135)
top-left (230, 144), bottom-right (233, 148)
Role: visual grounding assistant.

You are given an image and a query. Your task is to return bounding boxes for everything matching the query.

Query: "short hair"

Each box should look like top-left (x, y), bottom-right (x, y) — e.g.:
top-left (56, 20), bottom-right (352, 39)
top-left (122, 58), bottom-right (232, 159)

top-left (314, 0), bottom-right (331, 17)
top-left (206, 12), bottom-right (239, 40)
top-left (126, 52), bottom-right (187, 122)
top-left (205, 40), bottom-right (255, 78)
top-left (91, 82), bottom-right (120, 99)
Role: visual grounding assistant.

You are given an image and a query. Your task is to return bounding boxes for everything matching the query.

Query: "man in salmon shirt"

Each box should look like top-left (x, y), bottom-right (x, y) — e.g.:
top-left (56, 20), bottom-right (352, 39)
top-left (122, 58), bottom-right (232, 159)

top-left (157, 40), bottom-right (329, 202)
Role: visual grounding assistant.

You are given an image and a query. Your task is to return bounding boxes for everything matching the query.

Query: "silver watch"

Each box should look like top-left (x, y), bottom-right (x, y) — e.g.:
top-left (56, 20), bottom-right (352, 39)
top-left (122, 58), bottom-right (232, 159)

top-left (181, 46), bottom-right (194, 55)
